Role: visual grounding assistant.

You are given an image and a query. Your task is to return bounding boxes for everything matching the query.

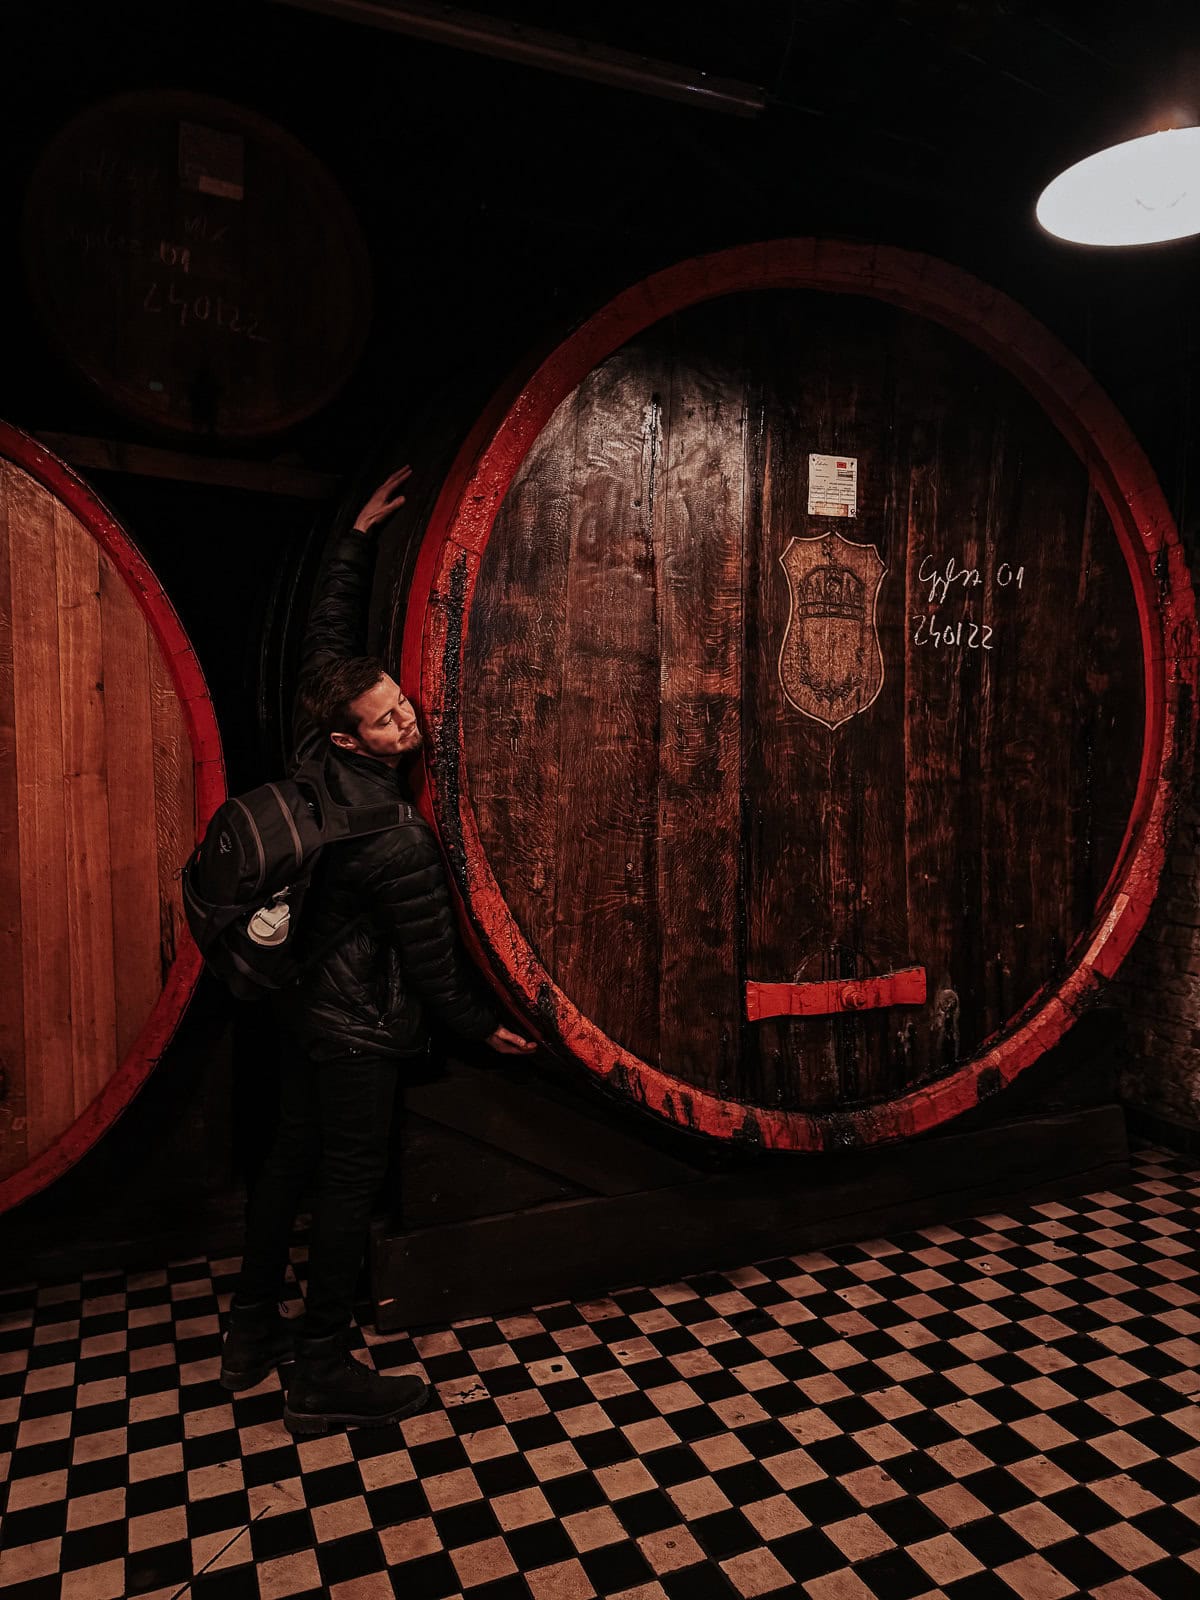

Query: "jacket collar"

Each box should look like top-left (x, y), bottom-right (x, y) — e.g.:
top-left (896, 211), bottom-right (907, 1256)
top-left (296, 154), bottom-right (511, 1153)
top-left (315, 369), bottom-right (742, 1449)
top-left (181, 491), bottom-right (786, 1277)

top-left (324, 746), bottom-right (410, 803)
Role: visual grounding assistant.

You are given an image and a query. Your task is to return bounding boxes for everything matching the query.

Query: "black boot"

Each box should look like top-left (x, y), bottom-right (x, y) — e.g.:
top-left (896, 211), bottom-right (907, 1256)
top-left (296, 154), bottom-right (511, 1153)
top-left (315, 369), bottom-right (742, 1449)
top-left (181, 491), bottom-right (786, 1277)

top-left (283, 1331), bottom-right (430, 1436)
top-left (219, 1299), bottom-right (297, 1392)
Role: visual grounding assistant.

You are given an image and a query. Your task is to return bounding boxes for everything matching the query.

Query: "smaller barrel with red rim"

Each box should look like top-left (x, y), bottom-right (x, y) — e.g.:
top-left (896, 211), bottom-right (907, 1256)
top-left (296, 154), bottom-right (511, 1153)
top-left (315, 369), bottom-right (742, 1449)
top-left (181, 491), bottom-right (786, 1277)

top-left (0, 424), bottom-right (224, 1214)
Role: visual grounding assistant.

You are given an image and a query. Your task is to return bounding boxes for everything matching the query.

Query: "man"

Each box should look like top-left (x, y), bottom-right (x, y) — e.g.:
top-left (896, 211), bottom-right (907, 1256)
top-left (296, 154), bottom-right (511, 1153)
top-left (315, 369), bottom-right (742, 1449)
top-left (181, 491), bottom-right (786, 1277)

top-left (219, 467), bottom-right (533, 1436)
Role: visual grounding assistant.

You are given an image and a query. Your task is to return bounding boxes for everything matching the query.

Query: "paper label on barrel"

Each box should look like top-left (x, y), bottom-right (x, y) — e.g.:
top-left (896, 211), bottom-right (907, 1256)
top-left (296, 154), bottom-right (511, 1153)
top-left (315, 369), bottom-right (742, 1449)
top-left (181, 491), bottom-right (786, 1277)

top-left (808, 454), bottom-right (858, 517)
top-left (178, 122), bottom-right (245, 201)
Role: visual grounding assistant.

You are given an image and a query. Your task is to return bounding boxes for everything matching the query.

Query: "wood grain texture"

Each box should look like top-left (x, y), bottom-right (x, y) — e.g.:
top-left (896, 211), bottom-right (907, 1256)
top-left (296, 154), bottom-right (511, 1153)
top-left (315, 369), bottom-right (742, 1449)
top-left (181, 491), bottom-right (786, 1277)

top-left (0, 468), bottom-right (27, 1179)
top-left (654, 308), bottom-right (747, 1094)
top-left (902, 341), bottom-right (992, 1084)
top-left (9, 469), bottom-right (74, 1157)
top-left (742, 326), bottom-right (833, 1108)
top-left (0, 445), bottom-right (201, 1187)
top-left (54, 501), bottom-right (118, 1113)
top-left (746, 294), bottom-right (912, 1111)
top-left (148, 643), bottom-right (193, 982)
top-left (458, 289), bottom-right (1145, 1115)
top-left (462, 390), bottom-right (576, 967)
top-left (100, 560), bottom-right (161, 1061)
top-left (960, 364), bottom-right (1099, 1046)
top-left (554, 347), bottom-right (664, 1060)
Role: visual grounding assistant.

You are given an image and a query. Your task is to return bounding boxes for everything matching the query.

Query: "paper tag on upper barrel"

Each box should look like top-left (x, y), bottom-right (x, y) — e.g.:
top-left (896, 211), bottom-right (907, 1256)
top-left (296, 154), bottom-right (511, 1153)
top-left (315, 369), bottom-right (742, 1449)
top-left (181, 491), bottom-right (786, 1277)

top-left (808, 453), bottom-right (858, 517)
top-left (178, 121), bottom-right (246, 201)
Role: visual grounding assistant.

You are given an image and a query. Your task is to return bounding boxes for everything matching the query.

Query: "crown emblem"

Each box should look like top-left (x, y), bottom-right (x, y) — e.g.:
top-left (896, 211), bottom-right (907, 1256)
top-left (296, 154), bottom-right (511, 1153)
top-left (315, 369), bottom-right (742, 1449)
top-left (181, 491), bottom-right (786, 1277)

top-left (796, 563), bottom-right (864, 622)
top-left (778, 534), bottom-right (886, 730)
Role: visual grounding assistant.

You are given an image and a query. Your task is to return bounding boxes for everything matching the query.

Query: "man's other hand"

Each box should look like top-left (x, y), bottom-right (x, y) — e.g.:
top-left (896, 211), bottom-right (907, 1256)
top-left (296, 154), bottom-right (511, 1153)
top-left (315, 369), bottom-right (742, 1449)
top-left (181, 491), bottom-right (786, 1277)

top-left (353, 466), bottom-right (413, 534)
top-left (486, 1026), bottom-right (536, 1055)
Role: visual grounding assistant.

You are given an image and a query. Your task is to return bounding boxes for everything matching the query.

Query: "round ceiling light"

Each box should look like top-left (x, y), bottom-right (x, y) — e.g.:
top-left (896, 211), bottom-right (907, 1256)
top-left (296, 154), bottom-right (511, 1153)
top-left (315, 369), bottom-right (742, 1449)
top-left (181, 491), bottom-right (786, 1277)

top-left (1036, 126), bottom-right (1200, 246)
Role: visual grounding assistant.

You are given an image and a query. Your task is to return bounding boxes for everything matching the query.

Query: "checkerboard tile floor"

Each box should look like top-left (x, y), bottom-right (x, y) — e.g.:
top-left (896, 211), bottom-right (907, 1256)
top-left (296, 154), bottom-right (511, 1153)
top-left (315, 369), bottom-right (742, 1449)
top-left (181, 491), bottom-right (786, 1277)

top-left (2, 1148), bottom-right (1200, 1599)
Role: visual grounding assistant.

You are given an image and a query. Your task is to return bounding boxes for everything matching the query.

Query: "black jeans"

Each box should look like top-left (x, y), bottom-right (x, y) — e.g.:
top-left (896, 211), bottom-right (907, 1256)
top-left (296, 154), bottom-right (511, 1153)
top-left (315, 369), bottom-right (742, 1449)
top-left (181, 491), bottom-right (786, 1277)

top-left (236, 1042), bottom-right (399, 1340)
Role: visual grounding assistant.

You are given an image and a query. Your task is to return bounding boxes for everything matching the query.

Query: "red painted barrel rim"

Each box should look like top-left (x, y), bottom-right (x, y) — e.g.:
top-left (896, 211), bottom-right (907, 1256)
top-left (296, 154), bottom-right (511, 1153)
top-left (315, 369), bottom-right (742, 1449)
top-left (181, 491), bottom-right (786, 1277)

top-left (0, 423), bottom-right (225, 1212)
top-left (402, 240), bottom-right (1198, 1151)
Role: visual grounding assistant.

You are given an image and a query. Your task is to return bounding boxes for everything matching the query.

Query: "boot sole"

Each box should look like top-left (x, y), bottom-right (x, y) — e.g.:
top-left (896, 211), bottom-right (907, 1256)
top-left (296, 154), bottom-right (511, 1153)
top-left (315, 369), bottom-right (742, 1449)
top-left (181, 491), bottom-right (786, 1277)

top-left (283, 1380), bottom-right (431, 1436)
top-left (219, 1355), bottom-right (295, 1393)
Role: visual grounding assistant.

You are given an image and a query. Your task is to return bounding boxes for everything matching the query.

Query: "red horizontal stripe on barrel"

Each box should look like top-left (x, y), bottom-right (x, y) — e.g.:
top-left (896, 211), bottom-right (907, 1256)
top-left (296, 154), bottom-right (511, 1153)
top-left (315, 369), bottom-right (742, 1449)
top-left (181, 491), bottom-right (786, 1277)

top-left (747, 969), bottom-right (928, 1021)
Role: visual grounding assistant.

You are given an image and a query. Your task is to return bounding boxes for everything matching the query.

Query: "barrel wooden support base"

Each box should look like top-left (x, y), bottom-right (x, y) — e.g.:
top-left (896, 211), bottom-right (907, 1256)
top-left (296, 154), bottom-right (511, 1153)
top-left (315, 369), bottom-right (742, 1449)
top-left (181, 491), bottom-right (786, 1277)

top-left (36, 432), bottom-right (340, 501)
top-left (0, 1194), bottom-right (248, 1290)
top-left (370, 1096), bottom-right (1129, 1332)
top-left (1124, 1106), bottom-right (1200, 1157)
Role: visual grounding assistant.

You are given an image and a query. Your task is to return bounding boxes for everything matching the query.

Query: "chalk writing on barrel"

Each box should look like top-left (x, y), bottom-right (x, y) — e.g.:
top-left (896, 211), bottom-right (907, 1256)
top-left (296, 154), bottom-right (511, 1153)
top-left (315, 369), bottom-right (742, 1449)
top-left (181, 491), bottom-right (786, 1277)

top-left (142, 278), bottom-right (270, 341)
top-left (76, 147), bottom-right (160, 193)
top-left (183, 214), bottom-right (230, 244)
top-left (62, 226), bottom-right (233, 282)
top-left (918, 553), bottom-right (1026, 605)
top-left (913, 552), bottom-right (1027, 651)
top-left (913, 613), bottom-right (993, 650)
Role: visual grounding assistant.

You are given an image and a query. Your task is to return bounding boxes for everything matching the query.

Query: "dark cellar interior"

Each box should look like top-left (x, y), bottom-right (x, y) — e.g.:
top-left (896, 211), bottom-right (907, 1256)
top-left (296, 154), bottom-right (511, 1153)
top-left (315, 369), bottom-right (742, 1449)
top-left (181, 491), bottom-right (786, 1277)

top-left (4, 4), bottom-right (1200, 1598)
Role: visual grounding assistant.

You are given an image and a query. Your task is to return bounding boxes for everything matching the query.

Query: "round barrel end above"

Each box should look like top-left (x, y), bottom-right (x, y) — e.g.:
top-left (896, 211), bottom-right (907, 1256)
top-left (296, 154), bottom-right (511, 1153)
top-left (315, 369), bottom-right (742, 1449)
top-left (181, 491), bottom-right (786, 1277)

top-left (22, 92), bottom-right (372, 439)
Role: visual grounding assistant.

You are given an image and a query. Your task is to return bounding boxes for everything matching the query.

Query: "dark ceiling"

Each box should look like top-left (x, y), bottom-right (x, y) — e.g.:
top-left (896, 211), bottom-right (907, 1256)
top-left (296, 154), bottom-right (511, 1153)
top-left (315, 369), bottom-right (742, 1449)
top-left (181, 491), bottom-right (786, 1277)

top-left (3, 1), bottom-right (1199, 470)
top-left (2, 0), bottom-right (1198, 775)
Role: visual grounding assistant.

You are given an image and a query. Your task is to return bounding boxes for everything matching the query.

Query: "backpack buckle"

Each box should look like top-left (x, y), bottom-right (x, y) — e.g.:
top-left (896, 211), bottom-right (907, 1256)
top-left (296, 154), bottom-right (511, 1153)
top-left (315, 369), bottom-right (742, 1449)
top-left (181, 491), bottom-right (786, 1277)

top-left (247, 892), bottom-right (292, 947)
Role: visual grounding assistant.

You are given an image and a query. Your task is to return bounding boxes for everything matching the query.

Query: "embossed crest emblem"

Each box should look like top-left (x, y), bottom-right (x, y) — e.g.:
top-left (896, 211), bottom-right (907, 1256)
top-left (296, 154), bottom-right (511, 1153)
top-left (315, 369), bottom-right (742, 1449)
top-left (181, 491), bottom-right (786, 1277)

top-left (778, 533), bottom-right (887, 730)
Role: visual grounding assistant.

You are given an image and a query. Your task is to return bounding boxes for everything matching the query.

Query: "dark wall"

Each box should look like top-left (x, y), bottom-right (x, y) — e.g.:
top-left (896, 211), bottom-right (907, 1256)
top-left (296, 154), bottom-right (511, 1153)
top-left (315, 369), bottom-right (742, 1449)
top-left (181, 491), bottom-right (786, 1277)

top-left (2, 0), bottom-right (1199, 1261)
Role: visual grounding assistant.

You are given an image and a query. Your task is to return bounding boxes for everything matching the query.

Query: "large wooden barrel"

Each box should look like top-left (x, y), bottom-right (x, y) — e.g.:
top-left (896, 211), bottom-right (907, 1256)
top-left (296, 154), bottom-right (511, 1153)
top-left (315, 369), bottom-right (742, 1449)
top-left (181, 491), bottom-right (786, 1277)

top-left (393, 242), bottom-right (1196, 1151)
top-left (0, 425), bottom-right (223, 1212)
top-left (23, 92), bottom-right (371, 438)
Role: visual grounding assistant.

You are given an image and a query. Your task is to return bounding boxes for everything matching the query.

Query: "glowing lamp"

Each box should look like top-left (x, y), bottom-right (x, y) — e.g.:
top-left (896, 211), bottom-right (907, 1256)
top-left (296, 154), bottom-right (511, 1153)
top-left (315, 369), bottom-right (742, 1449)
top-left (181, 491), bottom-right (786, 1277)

top-left (1036, 126), bottom-right (1200, 246)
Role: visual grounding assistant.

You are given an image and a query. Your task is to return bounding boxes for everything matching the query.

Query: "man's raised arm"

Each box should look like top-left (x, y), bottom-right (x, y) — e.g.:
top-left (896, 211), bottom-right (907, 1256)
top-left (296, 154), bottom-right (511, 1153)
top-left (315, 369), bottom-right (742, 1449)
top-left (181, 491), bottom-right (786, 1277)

top-left (292, 467), bottom-right (412, 762)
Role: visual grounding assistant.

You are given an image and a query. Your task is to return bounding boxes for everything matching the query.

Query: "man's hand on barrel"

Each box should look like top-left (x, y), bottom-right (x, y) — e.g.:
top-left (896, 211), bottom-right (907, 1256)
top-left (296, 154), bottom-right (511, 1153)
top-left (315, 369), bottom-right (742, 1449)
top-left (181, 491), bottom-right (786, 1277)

top-left (486, 1025), bottom-right (537, 1056)
top-left (353, 465), bottom-right (413, 534)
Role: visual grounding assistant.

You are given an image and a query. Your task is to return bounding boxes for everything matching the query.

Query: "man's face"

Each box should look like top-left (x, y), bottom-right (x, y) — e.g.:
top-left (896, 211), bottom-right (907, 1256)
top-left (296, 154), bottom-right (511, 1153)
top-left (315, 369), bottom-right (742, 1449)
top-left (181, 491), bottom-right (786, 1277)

top-left (333, 673), bottom-right (423, 766)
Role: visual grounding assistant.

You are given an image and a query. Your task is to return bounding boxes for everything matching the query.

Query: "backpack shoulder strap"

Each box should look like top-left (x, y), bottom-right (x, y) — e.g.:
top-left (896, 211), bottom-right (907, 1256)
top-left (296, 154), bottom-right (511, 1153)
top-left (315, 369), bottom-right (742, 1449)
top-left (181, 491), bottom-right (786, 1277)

top-left (322, 798), bottom-right (415, 843)
top-left (291, 757), bottom-right (415, 846)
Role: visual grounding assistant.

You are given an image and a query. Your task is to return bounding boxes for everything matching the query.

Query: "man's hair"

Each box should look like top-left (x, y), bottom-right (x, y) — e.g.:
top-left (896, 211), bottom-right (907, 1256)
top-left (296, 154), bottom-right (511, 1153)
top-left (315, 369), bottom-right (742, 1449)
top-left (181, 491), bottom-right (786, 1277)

top-left (299, 655), bottom-right (388, 740)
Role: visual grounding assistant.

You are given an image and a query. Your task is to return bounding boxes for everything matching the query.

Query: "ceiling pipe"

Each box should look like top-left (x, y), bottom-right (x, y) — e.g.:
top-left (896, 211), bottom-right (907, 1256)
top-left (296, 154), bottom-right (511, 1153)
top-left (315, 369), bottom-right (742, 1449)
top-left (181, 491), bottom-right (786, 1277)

top-left (268, 0), bottom-right (768, 117)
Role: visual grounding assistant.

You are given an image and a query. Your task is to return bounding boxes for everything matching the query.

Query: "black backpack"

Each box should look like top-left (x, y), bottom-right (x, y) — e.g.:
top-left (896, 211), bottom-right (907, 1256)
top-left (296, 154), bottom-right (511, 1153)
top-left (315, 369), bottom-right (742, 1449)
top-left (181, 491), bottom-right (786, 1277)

top-left (182, 759), bottom-right (411, 1001)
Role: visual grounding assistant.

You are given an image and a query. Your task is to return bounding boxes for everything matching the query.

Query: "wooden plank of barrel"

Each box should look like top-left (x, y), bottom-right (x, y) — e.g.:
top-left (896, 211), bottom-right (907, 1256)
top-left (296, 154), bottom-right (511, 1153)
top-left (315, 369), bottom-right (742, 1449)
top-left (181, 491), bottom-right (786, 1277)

top-left (22, 91), bottom-right (372, 439)
top-left (394, 242), bottom-right (1196, 1152)
top-left (0, 425), bottom-right (223, 1213)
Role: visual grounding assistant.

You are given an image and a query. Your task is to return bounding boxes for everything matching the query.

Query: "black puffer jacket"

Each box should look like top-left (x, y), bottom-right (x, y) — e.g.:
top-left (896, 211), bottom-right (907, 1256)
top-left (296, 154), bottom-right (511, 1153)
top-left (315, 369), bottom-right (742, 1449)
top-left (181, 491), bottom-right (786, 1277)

top-left (288, 531), bottom-right (497, 1061)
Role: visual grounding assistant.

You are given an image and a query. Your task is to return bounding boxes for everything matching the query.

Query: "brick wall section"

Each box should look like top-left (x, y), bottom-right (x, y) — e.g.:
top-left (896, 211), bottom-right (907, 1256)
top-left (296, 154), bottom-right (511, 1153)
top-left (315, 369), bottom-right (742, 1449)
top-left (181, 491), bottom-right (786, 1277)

top-left (1116, 799), bottom-right (1200, 1126)
top-left (1098, 324), bottom-right (1199, 1136)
